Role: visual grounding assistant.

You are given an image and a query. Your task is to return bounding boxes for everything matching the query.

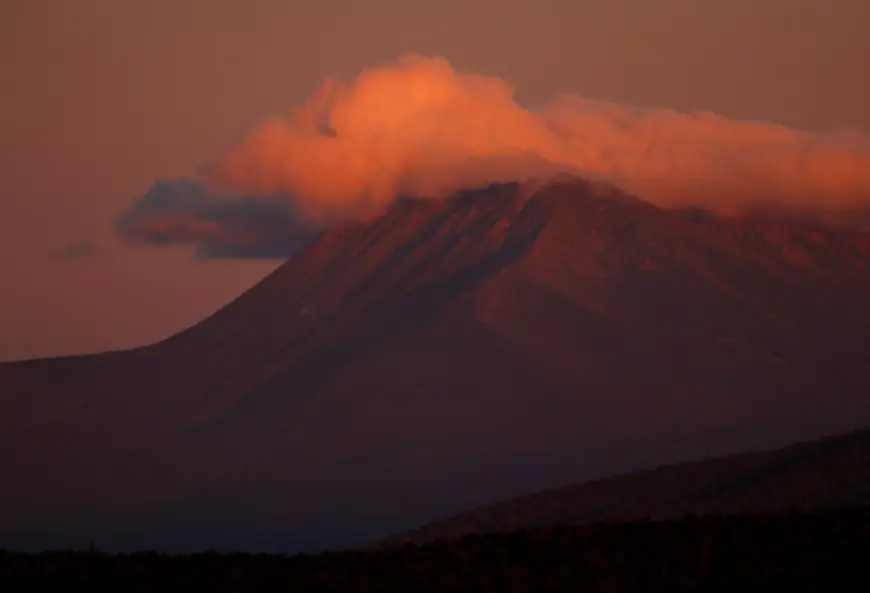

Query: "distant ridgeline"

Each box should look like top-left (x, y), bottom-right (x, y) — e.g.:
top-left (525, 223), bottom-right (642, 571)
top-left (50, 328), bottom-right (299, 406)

top-left (377, 427), bottom-right (870, 548)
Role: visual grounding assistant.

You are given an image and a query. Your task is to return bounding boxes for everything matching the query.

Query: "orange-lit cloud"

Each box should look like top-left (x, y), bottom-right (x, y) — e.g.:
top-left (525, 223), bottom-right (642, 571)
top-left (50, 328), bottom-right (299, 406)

top-left (120, 54), bottom-right (870, 257)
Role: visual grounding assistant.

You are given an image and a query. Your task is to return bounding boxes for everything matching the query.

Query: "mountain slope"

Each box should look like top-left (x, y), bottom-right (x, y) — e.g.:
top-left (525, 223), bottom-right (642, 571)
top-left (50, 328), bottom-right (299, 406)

top-left (376, 426), bottom-right (870, 547)
top-left (2, 177), bottom-right (870, 553)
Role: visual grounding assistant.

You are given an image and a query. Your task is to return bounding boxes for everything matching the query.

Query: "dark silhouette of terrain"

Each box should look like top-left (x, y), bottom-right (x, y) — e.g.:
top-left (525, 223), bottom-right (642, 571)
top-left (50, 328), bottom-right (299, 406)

top-left (378, 426), bottom-right (870, 547)
top-left (2, 177), bottom-right (870, 553)
top-left (2, 508), bottom-right (869, 592)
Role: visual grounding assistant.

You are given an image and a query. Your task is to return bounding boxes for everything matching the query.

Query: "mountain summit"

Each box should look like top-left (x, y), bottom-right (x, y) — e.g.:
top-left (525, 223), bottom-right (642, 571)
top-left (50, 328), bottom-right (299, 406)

top-left (3, 177), bottom-right (870, 552)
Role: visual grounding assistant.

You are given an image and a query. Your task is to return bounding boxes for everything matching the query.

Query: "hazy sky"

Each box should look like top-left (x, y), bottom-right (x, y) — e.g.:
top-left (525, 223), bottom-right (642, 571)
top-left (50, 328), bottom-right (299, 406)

top-left (1, 0), bottom-right (868, 361)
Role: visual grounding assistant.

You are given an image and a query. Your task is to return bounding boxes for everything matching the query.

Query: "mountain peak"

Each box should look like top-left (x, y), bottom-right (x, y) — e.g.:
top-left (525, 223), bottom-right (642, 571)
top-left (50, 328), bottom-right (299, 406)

top-left (3, 175), bottom-right (870, 553)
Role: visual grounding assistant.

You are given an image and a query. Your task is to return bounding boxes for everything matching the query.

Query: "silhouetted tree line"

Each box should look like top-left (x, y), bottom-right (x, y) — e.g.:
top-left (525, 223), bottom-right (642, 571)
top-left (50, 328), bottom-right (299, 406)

top-left (2, 507), bottom-right (869, 592)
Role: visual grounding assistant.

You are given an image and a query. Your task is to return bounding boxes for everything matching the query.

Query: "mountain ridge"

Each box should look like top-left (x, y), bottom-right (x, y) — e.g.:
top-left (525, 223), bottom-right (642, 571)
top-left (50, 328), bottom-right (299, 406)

top-left (375, 426), bottom-right (870, 548)
top-left (2, 175), bottom-right (870, 553)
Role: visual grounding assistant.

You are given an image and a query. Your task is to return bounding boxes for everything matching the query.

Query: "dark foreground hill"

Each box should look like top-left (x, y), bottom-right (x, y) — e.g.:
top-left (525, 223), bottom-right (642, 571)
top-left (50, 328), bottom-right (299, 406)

top-left (378, 426), bottom-right (870, 547)
top-left (2, 177), bottom-right (870, 553)
top-left (3, 508), bottom-right (869, 593)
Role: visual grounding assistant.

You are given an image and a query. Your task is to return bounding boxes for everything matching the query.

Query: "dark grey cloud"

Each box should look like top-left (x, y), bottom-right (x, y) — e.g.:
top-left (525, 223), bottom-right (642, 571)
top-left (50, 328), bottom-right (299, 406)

top-left (116, 180), bottom-right (318, 259)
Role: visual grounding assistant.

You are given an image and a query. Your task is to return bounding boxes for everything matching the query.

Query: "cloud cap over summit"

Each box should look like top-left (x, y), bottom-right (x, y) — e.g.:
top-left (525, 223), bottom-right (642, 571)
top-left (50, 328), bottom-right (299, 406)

top-left (119, 54), bottom-right (870, 258)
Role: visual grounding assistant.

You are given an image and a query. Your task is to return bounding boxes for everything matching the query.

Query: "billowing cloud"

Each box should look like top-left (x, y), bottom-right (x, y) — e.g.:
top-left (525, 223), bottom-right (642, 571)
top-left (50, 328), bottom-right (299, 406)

top-left (118, 54), bottom-right (870, 258)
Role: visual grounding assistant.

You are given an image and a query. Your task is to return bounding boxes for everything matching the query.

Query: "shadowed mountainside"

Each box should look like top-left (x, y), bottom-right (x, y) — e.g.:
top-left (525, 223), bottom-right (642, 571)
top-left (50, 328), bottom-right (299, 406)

top-left (377, 426), bottom-right (870, 547)
top-left (2, 176), bottom-right (870, 553)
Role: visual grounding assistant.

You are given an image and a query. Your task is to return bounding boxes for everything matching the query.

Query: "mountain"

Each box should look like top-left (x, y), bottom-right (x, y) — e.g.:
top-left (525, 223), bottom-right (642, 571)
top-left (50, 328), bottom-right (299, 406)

top-left (377, 426), bottom-right (870, 547)
top-left (2, 176), bottom-right (870, 553)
